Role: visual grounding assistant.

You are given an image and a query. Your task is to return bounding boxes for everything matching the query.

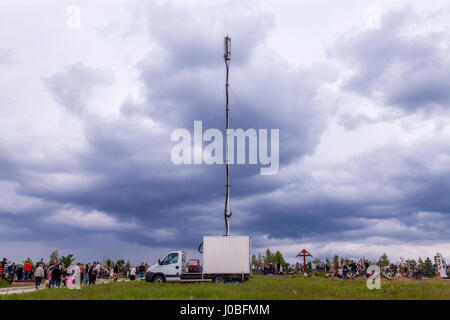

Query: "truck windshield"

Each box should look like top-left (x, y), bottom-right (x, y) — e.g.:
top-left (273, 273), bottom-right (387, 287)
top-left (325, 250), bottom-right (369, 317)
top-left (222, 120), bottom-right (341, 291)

top-left (161, 253), bottom-right (178, 265)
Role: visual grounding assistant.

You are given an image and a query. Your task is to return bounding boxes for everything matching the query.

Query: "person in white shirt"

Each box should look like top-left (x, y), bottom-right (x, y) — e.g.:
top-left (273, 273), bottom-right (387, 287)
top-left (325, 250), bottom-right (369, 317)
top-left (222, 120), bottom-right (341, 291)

top-left (130, 265), bottom-right (137, 280)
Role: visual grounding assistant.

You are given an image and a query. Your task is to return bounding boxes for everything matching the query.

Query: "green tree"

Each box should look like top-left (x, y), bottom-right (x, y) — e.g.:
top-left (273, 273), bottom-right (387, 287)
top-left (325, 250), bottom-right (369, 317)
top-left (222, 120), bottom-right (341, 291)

top-left (263, 249), bottom-right (274, 264)
top-left (424, 258), bottom-right (434, 277)
top-left (103, 257), bottom-right (113, 269)
top-left (49, 250), bottom-right (59, 263)
top-left (333, 255), bottom-right (339, 267)
top-left (116, 259), bottom-right (125, 271)
top-left (257, 253), bottom-right (263, 265)
top-left (312, 258), bottom-right (323, 265)
top-left (273, 250), bottom-right (285, 266)
top-left (251, 254), bottom-right (259, 268)
top-left (125, 260), bottom-right (131, 271)
top-left (60, 254), bottom-right (75, 268)
top-left (378, 253), bottom-right (390, 267)
top-left (418, 257), bottom-right (424, 270)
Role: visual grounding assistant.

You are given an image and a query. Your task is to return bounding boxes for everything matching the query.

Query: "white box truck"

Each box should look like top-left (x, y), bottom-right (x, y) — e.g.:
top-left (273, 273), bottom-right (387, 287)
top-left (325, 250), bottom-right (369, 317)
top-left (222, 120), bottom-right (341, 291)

top-left (145, 236), bottom-right (251, 283)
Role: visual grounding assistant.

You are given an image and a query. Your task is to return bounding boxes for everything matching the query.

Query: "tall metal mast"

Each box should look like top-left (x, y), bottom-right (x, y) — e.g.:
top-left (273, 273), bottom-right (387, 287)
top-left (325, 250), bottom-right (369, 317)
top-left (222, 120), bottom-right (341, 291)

top-left (224, 36), bottom-right (232, 236)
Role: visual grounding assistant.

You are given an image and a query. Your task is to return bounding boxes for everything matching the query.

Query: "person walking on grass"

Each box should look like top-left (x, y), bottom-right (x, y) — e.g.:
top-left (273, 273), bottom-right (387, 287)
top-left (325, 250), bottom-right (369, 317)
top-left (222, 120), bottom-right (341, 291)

top-left (34, 264), bottom-right (44, 289)
top-left (47, 263), bottom-right (54, 288)
top-left (139, 262), bottom-right (146, 279)
top-left (364, 259), bottom-right (369, 279)
top-left (79, 263), bottom-right (85, 286)
top-left (8, 262), bottom-right (16, 285)
top-left (24, 261), bottom-right (32, 281)
top-left (343, 261), bottom-right (348, 279)
top-left (95, 262), bottom-right (101, 279)
top-left (17, 263), bottom-right (24, 280)
top-left (130, 265), bottom-right (136, 280)
top-left (113, 264), bottom-right (119, 282)
top-left (88, 264), bottom-right (97, 285)
top-left (51, 264), bottom-right (61, 288)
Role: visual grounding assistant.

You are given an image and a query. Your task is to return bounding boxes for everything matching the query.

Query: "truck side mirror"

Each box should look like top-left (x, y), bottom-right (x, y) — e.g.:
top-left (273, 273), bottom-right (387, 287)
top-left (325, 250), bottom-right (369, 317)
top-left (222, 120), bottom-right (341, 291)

top-left (158, 259), bottom-right (161, 265)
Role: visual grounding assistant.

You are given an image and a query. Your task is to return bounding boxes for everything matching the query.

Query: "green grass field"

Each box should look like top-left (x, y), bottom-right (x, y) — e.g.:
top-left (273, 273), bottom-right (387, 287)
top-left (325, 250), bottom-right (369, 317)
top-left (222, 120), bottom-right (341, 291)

top-left (1, 277), bottom-right (449, 300)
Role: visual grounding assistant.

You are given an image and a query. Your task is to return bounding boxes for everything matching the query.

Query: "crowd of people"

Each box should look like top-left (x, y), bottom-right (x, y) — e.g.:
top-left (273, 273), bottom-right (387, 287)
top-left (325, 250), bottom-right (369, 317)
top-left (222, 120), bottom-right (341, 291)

top-left (255, 257), bottom-right (449, 280)
top-left (256, 262), bottom-right (285, 275)
top-left (0, 258), bottom-right (149, 289)
top-left (324, 259), bottom-right (449, 279)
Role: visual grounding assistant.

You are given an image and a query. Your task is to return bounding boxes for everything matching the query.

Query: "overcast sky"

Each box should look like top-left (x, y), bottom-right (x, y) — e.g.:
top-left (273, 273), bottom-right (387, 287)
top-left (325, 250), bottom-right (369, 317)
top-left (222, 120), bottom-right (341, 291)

top-left (1, 0), bottom-right (449, 264)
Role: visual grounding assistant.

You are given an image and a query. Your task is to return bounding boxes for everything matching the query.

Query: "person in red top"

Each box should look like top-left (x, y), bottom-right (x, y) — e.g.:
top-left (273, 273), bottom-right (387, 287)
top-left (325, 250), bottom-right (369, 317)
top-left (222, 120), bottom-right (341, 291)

top-left (24, 262), bottom-right (32, 281)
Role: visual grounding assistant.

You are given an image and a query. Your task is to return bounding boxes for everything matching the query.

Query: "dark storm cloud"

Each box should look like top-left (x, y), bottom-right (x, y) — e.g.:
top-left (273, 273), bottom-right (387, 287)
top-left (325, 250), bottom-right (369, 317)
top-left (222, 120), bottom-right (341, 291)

top-left (138, 0), bottom-right (272, 69)
top-left (8, 0), bottom-right (338, 250)
top-left (314, 142), bottom-right (450, 240)
top-left (133, 1), bottom-right (339, 167)
top-left (330, 6), bottom-right (450, 112)
top-left (93, 1), bottom-right (338, 240)
top-left (2, 2), bottom-right (450, 261)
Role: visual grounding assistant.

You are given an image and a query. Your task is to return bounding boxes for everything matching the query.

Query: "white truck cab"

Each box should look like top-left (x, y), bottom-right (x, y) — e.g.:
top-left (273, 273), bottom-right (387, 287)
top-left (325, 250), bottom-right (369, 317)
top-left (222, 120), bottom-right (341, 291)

top-left (146, 250), bottom-right (186, 282)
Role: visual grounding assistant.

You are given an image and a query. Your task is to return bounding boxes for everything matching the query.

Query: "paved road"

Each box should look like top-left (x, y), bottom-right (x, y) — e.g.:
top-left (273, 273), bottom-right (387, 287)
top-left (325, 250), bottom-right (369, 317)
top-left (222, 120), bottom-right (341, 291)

top-left (0, 278), bottom-right (136, 296)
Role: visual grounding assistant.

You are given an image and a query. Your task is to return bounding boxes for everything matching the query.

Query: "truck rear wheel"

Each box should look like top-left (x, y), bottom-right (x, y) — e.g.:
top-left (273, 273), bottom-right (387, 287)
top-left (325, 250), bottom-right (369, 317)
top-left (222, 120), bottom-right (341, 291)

top-left (152, 275), bottom-right (165, 283)
top-left (213, 275), bottom-right (225, 284)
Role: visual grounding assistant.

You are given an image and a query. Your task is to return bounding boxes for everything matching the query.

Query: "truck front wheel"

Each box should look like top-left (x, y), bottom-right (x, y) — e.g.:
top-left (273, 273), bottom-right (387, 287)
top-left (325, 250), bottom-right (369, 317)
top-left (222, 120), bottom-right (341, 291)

top-left (152, 275), bottom-right (165, 283)
top-left (213, 275), bottom-right (225, 284)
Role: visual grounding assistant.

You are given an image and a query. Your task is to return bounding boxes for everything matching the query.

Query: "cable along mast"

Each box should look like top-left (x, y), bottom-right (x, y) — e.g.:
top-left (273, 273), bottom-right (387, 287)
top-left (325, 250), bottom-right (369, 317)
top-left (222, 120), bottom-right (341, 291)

top-left (224, 36), bottom-right (232, 236)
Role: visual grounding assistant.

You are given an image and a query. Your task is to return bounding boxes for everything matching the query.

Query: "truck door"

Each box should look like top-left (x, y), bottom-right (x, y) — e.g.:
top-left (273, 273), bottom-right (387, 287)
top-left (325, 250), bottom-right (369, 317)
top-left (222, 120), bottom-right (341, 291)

top-left (159, 252), bottom-right (181, 281)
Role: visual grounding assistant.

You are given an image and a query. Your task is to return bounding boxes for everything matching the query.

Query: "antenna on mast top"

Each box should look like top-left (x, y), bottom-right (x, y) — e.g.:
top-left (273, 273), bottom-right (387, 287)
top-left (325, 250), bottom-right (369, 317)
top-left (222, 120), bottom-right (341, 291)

top-left (224, 36), bottom-right (231, 62)
top-left (224, 36), bottom-right (232, 236)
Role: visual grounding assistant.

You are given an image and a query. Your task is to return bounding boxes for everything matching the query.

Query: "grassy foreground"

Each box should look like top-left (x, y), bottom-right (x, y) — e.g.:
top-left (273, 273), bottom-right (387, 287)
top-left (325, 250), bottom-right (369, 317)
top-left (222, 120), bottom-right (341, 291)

top-left (1, 277), bottom-right (449, 300)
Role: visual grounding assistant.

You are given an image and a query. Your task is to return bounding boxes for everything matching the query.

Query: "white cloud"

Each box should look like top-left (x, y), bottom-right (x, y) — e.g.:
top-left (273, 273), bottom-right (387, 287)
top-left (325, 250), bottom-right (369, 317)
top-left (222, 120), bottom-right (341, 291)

top-left (45, 207), bottom-right (137, 231)
top-left (141, 227), bottom-right (179, 242)
top-left (0, 180), bottom-right (45, 214)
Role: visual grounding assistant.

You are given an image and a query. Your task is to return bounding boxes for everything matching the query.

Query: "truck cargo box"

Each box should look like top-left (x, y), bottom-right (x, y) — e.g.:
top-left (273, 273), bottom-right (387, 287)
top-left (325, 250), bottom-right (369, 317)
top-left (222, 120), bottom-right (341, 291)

top-left (202, 236), bottom-right (250, 275)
